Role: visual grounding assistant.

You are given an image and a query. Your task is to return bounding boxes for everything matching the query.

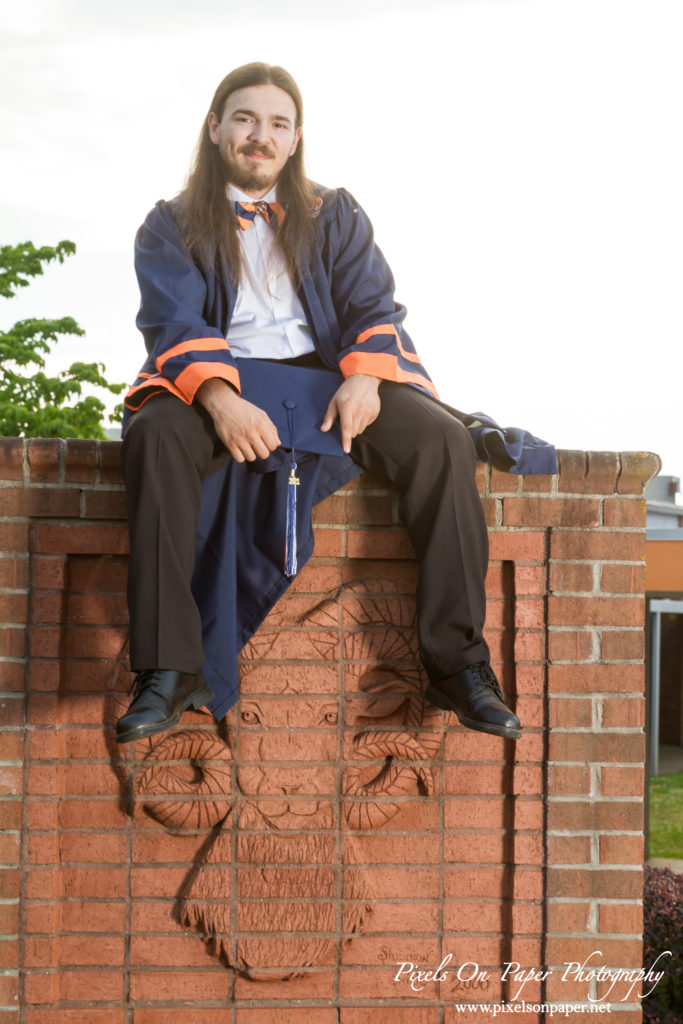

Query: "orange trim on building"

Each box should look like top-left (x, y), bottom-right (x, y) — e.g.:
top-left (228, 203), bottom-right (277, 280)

top-left (339, 351), bottom-right (439, 399)
top-left (155, 337), bottom-right (230, 372)
top-left (645, 539), bottom-right (683, 592)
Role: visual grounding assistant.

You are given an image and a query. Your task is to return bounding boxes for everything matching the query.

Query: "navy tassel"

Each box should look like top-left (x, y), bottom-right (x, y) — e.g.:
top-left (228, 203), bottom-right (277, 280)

top-left (284, 400), bottom-right (299, 577)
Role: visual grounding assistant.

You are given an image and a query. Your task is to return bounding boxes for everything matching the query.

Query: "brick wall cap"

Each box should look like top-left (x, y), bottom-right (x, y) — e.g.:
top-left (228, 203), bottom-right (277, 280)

top-left (557, 449), bottom-right (661, 495)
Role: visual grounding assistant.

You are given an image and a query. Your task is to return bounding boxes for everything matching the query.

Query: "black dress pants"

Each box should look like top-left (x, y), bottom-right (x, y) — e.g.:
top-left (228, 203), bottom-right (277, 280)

top-left (121, 381), bottom-right (490, 685)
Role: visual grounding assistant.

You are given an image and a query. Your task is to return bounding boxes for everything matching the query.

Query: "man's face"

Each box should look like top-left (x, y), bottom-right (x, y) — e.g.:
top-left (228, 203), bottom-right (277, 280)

top-left (208, 83), bottom-right (302, 199)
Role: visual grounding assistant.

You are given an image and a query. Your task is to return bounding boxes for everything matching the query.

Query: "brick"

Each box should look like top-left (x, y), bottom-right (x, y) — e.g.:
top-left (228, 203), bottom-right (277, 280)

top-left (481, 497), bottom-right (498, 526)
top-left (26, 1012), bottom-right (124, 1024)
top-left (550, 529), bottom-right (645, 561)
top-left (96, 440), bottom-right (123, 483)
top-left (546, 901), bottom-right (591, 933)
top-left (0, 831), bottom-right (19, 861)
top-left (549, 697), bottom-right (592, 728)
top-left (0, 521), bottom-right (29, 551)
top-left (600, 563), bottom-right (645, 595)
top-left (131, 867), bottom-right (189, 898)
top-left (54, 800), bottom-right (125, 829)
top-left (616, 451), bottom-right (660, 494)
top-left (601, 629), bottom-right (644, 661)
top-left (548, 802), bottom-right (642, 831)
top-left (56, 832), bottom-right (128, 864)
top-left (0, 556), bottom-right (29, 588)
top-left (66, 556), bottom-right (128, 591)
top-left (513, 564), bottom-right (546, 595)
top-left (548, 595), bottom-right (643, 627)
top-left (547, 765), bottom-right (591, 796)
top-left (601, 765), bottom-right (645, 797)
top-left (489, 532), bottom-right (547, 561)
top-left (549, 663), bottom-right (644, 693)
top-left (0, 660), bottom-right (25, 690)
top-left (83, 490), bottom-right (128, 519)
top-left (130, 969), bottom-right (230, 1001)
top-left (547, 868), bottom-right (642, 899)
top-left (557, 450), bottom-right (619, 494)
top-left (0, 801), bottom-right (21, 829)
top-left (0, 487), bottom-right (81, 518)
top-left (503, 497), bottom-right (600, 528)
top-left (444, 832), bottom-right (543, 866)
top-left (603, 496), bottom-right (647, 527)
top-left (135, 1013), bottom-right (240, 1024)
top-left (340, 1010), bottom-right (437, 1024)
top-left (600, 696), bottom-right (644, 728)
top-left (0, 437), bottom-right (25, 480)
top-left (311, 527), bottom-right (344, 556)
top-left (598, 902), bottom-right (643, 934)
top-left (0, 699), bottom-right (23, 727)
top-left (236, 1012), bottom-right (338, 1024)
top-left (489, 467), bottom-right (521, 494)
top-left (547, 835), bottom-right (591, 865)
top-left (549, 732), bottom-right (645, 764)
top-left (549, 562), bottom-right (594, 593)
top-left (522, 473), bottom-right (554, 492)
top-left (0, 626), bottom-right (26, 658)
top-left (49, 867), bottom-right (126, 899)
top-left (64, 438), bottom-right (97, 482)
top-left (28, 439), bottom-right (62, 482)
top-left (312, 493), bottom-right (395, 525)
top-left (600, 834), bottom-right (644, 864)
top-left (31, 555), bottom-right (67, 589)
top-left (445, 867), bottom-right (542, 900)
top-left (32, 524), bottom-right (129, 555)
top-left (0, 765), bottom-right (22, 796)
top-left (130, 934), bottom-right (215, 967)
top-left (346, 528), bottom-right (413, 559)
top-left (545, 935), bottom-right (643, 965)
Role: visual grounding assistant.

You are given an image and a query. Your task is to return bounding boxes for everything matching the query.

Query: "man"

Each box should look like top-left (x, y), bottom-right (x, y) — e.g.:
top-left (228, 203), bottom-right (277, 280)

top-left (116, 62), bottom-right (524, 746)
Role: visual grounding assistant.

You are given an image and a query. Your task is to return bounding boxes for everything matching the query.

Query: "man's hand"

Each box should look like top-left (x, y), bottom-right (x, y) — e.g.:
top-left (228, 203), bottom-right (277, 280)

top-left (320, 374), bottom-right (381, 454)
top-left (196, 378), bottom-right (281, 463)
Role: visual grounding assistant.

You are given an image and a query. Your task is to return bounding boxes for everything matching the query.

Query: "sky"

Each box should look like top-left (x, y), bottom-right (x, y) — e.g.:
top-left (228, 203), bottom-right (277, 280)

top-left (2, 0), bottom-right (682, 477)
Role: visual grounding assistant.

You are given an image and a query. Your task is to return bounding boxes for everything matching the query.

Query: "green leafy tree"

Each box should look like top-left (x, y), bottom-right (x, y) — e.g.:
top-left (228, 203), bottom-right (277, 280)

top-left (0, 240), bottom-right (125, 438)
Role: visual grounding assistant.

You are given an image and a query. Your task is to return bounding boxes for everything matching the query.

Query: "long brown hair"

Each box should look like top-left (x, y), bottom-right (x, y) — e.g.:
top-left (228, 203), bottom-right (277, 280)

top-left (179, 63), bottom-right (318, 284)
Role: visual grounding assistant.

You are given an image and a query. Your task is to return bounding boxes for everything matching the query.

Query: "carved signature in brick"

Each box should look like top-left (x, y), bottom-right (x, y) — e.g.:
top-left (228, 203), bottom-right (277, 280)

top-left (127, 578), bottom-right (438, 979)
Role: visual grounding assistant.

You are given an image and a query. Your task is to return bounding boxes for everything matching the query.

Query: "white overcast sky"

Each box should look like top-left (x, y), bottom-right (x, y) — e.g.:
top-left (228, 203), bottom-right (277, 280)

top-left (2, 0), bottom-right (682, 476)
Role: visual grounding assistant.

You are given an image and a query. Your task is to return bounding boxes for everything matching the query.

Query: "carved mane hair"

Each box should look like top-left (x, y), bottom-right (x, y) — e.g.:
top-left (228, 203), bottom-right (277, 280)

top-left (179, 62), bottom-right (318, 285)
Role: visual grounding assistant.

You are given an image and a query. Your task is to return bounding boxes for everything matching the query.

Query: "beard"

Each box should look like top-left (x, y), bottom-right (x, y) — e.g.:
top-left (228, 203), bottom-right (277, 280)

top-left (224, 145), bottom-right (279, 196)
top-left (179, 803), bottom-right (372, 978)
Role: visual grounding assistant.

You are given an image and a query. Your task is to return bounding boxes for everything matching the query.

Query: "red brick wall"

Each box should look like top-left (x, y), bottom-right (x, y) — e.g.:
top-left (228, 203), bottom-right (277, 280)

top-left (0, 439), bottom-right (659, 1024)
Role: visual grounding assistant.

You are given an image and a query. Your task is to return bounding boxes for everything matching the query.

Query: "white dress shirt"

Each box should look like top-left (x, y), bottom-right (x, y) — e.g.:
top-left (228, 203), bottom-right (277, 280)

top-left (226, 184), bottom-right (315, 360)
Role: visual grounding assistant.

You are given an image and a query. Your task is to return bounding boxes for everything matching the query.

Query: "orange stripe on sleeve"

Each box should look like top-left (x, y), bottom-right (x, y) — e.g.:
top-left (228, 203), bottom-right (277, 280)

top-left (155, 337), bottom-right (231, 372)
top-left (355, 323), bottom-right (422, 365)
top-left (339, 351), bottom-right (439, 399)
top-left (174, 361), bottom-right (241, 404)
top-left (124, 375), bottom-right (187, 410)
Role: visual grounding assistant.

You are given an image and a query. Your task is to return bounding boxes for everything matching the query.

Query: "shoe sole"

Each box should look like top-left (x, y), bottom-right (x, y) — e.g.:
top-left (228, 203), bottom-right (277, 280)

top-left (115, 683), bottom-right (214, 744)
top-left (424, 684), bottom-right (522, 741)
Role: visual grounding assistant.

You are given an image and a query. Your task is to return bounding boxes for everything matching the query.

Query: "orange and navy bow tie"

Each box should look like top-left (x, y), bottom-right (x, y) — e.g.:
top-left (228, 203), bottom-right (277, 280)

top-left (234, 200), bottom-right (285, 231)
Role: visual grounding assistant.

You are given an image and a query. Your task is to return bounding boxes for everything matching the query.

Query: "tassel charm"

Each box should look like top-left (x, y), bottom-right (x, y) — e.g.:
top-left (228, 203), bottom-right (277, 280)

top-left (283, 399), bottom-right (299, 578)
top-left (285, 462), bottom-right (299, 577)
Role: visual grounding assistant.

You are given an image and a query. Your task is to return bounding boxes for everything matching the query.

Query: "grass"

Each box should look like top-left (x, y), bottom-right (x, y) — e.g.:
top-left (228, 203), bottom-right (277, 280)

top-left (649, 769), bottom-right (683, 859)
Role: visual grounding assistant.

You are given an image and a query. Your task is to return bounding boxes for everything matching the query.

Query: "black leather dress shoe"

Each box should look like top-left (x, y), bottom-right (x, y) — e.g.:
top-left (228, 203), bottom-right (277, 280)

top-left (425, 662), bottom-right (522, 740)
top-left (115, 669), bottom-right (214, 744)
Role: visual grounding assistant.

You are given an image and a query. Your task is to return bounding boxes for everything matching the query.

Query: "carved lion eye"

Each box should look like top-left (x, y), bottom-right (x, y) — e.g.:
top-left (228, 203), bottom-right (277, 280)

top-left (323, 710), bottom-right (338, 726)
top-left (241, 709), bottom-right (261, 725)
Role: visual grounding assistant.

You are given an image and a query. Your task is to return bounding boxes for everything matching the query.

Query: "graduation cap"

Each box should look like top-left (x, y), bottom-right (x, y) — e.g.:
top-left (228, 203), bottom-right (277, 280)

top-left (235, 358), bottom-right (347, 576)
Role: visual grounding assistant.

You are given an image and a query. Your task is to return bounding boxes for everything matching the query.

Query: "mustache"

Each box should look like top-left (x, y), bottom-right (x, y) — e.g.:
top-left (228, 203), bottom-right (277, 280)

top-left (239, 144), bottom-right (275, 158)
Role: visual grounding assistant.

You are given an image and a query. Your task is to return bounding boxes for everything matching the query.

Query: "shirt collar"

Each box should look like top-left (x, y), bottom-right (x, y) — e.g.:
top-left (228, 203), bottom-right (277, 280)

top-left (228, 183), bottom-right (278, 204)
